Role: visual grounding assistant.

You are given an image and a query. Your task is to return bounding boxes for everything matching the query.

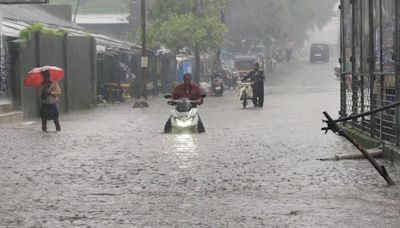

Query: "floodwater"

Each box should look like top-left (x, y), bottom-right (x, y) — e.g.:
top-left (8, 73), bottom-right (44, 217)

top-left (1, 60), bottom-right (400, 227)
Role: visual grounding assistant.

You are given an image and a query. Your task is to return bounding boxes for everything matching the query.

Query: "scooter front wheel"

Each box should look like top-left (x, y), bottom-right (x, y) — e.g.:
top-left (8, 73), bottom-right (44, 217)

top-left (242, 93), bottom-right (247, 109)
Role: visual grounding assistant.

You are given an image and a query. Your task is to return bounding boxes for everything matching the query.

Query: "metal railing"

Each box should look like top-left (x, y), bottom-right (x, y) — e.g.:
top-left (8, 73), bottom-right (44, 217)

top-left (341, 72), bottom-right (398, 145)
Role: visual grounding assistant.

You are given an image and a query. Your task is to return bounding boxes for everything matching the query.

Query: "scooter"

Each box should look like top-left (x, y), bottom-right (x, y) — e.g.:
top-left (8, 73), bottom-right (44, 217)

top-left (225, 71), bottom-right (239, 90)
top-left (164, 94), bottom-right (206, 134)
top-left (265, 57), bottom-right (276, 73)
top-left (237, 82), bottom-right (253, 109)
top-left (211, 74), bottom-right (224, 96)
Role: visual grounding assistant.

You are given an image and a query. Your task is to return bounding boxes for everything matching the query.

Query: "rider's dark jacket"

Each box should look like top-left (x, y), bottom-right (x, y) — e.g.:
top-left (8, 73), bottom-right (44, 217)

top-left (171, 83), bottom-right (204, 104)
top-left (241, 69), bottom-right (265, 90)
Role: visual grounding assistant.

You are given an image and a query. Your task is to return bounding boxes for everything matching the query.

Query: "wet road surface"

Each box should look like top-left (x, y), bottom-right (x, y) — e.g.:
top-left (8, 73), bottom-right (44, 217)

top-left (1, 60), bottom-right (400, 227)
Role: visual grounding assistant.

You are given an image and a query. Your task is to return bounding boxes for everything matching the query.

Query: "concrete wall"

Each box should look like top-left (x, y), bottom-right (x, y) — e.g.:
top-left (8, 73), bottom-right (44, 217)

top-left (39, 33), bottom-right (67, 113)
top-left (12, 33), bottom-right (96, 119)
top-left (66, 36), bottom-right (96, 111)
top-left (19, 34), bottom-right (40, 120)
top-left (340, 125), bottom-right (400, 166)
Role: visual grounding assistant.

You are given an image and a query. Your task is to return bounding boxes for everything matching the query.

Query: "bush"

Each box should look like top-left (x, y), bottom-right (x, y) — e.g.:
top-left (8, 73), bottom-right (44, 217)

top-left (18, 23), bottom-right (68, 43)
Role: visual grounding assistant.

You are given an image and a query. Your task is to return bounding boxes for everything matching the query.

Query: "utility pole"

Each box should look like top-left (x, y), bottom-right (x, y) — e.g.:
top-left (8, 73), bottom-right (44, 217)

top-left (73, 0), bottom-right (80, 23)
top-left (193, 0), bottom-right (201, 84)
top-left (215, 6), bottom-right (225, 73)
top-left (141, 0), bottom-right (148, 100)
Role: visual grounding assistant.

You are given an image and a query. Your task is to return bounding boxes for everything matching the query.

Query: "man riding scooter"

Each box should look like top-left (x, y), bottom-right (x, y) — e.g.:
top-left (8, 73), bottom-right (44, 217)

top-left (164, 73), bottom-right (206, 133)
top-left (241, 62), bottom-right (265, 107)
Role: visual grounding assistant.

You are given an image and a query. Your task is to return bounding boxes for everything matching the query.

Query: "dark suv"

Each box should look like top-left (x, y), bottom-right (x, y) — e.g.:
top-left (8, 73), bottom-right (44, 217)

top-left (310, 43), bottom-right (330, 63)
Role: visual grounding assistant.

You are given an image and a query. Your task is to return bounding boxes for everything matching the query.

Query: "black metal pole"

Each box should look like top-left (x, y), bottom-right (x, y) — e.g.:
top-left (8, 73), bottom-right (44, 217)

top-left (73, 0), bottom-right (80, 23)
top-left (340, 0), bottom-right (347, 118)
top-left (379, 0), bottom-right (384, 141)
top-left (359, 0), bottom-right (365, 131)
top-left (141, 0), bottom-right (148, 99)
top-left (368, 0), bottom-right (376, 138)
top-left (351, 0), bottom-right (358, 118)
top-left (395, 0), bottom-right (400, 146)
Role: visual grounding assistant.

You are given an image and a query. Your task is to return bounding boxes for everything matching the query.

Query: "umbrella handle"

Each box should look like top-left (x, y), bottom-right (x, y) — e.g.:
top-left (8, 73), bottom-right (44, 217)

top-left (36, 87), bottom-right (42, 97)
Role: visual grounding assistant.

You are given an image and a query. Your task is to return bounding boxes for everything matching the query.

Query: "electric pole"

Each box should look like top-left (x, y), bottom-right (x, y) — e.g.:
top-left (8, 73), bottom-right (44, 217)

top-left (215, 6), bottom-right (225, 72)
top-left (141, 0), bottom-right (148, 99)
top-left (73, 0), bottom-right (80, 23)
top-left (193, 0), bottom-right (201, 84)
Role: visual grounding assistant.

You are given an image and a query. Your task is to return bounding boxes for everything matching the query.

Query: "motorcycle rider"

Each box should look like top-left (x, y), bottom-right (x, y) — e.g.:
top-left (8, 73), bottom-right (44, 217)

top-left (210, 71), bottom-right (224, 95)
top-left (164, 73), bottom-right (205, 133)
top-left (241, 62), bottom-right (265, 107)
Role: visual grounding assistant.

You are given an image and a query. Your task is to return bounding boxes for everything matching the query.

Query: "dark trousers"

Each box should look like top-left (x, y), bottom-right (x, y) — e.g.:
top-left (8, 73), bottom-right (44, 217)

top-left (42, 118), bottom-right (61, 132)
top-left (40, 103), bottom-right (61, 132)
top-left (252, 86), bottom-right (264, 107)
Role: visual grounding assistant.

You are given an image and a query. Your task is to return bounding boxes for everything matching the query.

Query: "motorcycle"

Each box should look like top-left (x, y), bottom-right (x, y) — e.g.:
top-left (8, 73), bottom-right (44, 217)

top-left (211, 74), bottom-right (224, 96)
top-left (164, 94), bottom-right (206, 134)
top-left (265, 57), bottom-right (276, 73)
top-left (225, 71), bottom-right (239, 90)
top-left (237, 82), bottom-right (254, 109)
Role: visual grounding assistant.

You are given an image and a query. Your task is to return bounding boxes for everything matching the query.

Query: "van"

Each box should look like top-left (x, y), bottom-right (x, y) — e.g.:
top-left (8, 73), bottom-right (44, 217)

top-left (310, 43), bottom-right (330, 63)
top-left (233, 54), bottom-right (263, 79)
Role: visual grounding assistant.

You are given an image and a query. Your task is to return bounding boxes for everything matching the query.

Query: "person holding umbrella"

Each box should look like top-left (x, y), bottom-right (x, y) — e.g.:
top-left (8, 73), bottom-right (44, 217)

top-left (40, 70), bottom-right (61, 132)
top-left (24, 66), bottom-right (64, 132)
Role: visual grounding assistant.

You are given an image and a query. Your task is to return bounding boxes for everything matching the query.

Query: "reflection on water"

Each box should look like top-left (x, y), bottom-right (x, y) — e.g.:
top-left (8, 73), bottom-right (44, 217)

top-left (171, 134), bottom-right (198, 169)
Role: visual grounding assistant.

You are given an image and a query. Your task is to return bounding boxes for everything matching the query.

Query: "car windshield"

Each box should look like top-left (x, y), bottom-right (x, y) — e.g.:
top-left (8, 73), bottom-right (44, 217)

top-left (235, 61), bottom-right (254, 70)
top-left (311, 44), bottom-right (328, 50)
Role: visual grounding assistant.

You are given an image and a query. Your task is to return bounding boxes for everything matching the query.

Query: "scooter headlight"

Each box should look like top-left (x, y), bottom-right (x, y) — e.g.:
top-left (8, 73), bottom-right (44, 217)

top-left (177, 118), bottom-right (194, 127)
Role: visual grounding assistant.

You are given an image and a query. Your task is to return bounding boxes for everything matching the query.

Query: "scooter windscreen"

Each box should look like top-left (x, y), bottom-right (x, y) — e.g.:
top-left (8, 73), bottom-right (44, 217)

top-left (176, 100), bottom-right (193, 112)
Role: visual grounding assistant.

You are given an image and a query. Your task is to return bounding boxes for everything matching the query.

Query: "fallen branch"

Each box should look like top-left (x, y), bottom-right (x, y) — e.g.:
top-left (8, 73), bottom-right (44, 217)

top-left (322, 111), bottom-right (395, 186)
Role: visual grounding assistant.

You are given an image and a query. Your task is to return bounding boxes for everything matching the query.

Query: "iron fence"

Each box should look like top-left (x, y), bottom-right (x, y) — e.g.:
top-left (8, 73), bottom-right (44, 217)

top-left (340, 0), bottom-right (400, 146)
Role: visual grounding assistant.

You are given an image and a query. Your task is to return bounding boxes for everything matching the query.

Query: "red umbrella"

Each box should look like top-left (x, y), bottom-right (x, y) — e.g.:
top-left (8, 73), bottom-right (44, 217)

top-left (23, 66), bottom-right (64, 87)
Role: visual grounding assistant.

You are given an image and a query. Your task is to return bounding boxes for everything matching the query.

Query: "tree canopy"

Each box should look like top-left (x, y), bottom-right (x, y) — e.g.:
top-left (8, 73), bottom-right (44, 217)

top-left (142, 0), bottom-right (227, 54)
top-left (50, 0), bottom-right (337, 50)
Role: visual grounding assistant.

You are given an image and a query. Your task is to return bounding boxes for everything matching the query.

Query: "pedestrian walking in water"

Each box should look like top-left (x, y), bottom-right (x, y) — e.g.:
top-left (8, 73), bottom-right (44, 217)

top-left (40, 70), bottom-right (61, 132)
top-left (241, 62), bottom-right (265, 107)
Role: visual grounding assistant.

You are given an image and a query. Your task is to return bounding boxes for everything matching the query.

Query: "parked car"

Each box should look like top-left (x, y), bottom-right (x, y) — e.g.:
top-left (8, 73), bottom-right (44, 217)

top-left (310, 43), bottom-right (330, 63)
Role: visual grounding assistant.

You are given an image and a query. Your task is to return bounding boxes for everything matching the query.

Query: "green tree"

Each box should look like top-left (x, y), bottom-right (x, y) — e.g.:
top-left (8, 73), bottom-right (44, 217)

top-left (142, 0), bottom-right (227, 82)
top-left (141, 14), bottom-right (226, 52)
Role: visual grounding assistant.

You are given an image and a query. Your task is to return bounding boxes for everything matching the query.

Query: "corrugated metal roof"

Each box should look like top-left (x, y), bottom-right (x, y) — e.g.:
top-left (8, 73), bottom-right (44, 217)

top-left (0, 4), bottom-right (81, 29)
top-left (75, 14), bottom-right (130, 24)
top-left (0, 5), bottom-right (143, 53)
top-left (2, 18), bottom-right (142, 54)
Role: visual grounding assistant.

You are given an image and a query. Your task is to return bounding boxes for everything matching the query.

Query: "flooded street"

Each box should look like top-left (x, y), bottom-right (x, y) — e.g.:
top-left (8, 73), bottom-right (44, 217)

top-left (1, 60), bottom-right (400, 227)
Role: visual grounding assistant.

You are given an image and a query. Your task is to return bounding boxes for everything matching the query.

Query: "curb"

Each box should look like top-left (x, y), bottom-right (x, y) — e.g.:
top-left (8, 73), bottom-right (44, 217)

top-left (338, 124), bottom-right (400, 166)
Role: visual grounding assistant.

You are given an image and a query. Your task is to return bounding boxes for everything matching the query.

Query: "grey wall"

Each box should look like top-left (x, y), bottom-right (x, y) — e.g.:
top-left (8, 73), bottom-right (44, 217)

top-left (19, 34), bottom-right (39, 120)
top-left (12, 33), bottom-right (96, 120)
top-left (66, 36), bottom-right (96, 111)
top-left (39, 33), bottom-right (67, 113)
